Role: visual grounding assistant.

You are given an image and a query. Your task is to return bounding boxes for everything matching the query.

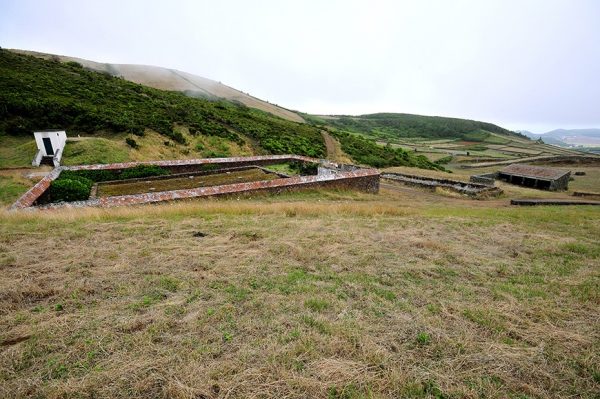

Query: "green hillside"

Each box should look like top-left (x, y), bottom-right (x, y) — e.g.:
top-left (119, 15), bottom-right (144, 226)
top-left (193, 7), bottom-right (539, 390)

top-left (0, 49), bottom-right (325, 158)
top-left (306, 113), bottom-right (527, 143)
top-left (0, 49), bottom-right (446, 170)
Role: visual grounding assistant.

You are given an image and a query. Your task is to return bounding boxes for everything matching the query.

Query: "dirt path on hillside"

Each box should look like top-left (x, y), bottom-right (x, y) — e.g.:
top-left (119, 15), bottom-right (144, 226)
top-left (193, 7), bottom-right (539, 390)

top-left (321, 131), bottom-right (352, 163)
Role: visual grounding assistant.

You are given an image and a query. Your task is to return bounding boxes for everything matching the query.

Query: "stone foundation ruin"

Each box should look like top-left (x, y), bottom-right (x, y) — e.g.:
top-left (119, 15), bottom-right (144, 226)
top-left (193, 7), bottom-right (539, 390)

top-left (11, 155), bottom-right (380, 210)
top-left (382, 172), bottom-right (502, 198)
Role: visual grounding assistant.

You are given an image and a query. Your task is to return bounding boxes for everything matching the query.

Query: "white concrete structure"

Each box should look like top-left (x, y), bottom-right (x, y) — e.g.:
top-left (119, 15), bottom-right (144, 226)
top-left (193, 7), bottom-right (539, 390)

top-left (32, 130), bottom-right (67, 167)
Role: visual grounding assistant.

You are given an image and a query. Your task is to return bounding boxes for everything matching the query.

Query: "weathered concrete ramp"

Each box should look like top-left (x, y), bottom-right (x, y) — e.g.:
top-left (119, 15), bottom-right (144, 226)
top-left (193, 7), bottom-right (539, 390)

top-left (510, 199), bottom-right (600, 206)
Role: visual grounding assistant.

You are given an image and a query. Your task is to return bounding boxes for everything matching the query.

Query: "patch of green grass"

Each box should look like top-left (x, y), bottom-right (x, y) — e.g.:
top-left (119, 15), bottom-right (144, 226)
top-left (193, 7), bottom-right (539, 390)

top-left (463, 144), bottom-right (488, 152)
top-left (304, 298), bottom-right (330, 312)
top-left (463, 130), bottom-right (490, 142)
top-left (561, 242), bottom-right (600, 258)
top-left (0, 175), bottom-right (31, 205)
top-left (571, 278), bottom-right (600, 303)
top-left (484, 133), bottom-right (511, 144)
top-left (327, 384), bottom-right (369, 399)
top-left (494, 281), bottom-right (548, 301)
top-left (129, 277), bottom-right (179, 310)
top-left (61, 138), bottom-right (129, 165)
top-left (416, 332), bottom-right (431, 345)
top-left (372, 287), bottom-right (396, 301)
top-left (0, 135), bottom-right (37, 168)
top-left (400, 379), bottom-right (446, 398)
top-left (45, 358), bottom-right (69, 380)
top-left (301, 315), bottom-right (331, 335)
top-left (224, 284), bottom-right (250, 302)
top-left (462, 308), bottom-right (506, 334)
top-left (130, 291), bottom-right (167, 310)
top-left (222, 331), bottom-right (233, 342)
top-left (158, 276), bottom-right (180, 293)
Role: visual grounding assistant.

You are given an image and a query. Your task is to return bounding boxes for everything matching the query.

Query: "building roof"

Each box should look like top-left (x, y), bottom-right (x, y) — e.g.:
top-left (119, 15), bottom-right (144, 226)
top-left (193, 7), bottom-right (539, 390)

top-left (499, 164), bottom-right (570, 181)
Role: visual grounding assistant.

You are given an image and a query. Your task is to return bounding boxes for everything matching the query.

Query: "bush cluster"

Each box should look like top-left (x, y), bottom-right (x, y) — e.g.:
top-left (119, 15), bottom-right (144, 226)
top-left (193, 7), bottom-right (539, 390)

top-left (125, 137), bottom-right (139, 149)
top-left (289, 161), bottom-right (318, 175)
top-left (47, 174), bottom-right (93, 203)
top-left (60, 165), bottom-right (170, 183)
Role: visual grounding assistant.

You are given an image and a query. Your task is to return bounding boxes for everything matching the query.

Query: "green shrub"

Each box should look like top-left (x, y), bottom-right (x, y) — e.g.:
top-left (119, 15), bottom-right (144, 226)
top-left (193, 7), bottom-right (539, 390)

top-left (289, 161), bottom-right (318, 175)
top-left (125, 137), bottom-right (139, 149)
top-left (118, 165), bottom-right (170, 180)
top-left (165, 129), bottom-right (187, 145)
top-left (60, 169), bottom-right (117, 182)
top-left (48, 176), bottom-right (93, 202)
top-left (60, 165), bottom-right (169, 183)
top-left (65, 61), bottom-right (83, 69)
top-left (128, 126), bottom-right (145, 136)
top-left (416, 332), bottom-right (431, 345)
top-left (434, 155), bottom-right (453, 165)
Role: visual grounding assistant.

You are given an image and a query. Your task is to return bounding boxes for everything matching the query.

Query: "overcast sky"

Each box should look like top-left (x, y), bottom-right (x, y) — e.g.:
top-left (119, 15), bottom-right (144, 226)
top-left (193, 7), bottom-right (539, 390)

top-left (1, 0), bottom-right (599, 133)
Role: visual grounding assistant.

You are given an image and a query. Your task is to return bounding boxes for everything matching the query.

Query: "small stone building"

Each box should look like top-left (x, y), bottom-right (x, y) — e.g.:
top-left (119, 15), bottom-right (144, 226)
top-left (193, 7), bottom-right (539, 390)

top-left (498, 164), bottom-right (570, 191)
top-left (32, 130), bottom-right (67, 167)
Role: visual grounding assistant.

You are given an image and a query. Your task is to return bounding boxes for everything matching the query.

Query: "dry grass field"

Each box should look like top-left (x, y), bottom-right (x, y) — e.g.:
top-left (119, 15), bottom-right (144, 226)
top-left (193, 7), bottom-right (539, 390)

top-left (0, 187), bottom-right (599, 398)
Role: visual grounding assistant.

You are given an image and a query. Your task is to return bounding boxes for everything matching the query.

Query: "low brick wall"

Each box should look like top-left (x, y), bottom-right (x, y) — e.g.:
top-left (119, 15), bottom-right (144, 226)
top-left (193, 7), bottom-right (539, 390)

top-left (10, 168), bottom-right (62, 209)
top-left (12, 155), bottom-right (380, 210)
top-left (35, 170), bottom-right (380, 210)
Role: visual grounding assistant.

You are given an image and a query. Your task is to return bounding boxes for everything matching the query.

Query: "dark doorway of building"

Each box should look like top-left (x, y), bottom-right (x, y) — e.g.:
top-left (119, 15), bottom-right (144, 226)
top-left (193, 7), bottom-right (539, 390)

top-left (42, 137), bottom-right (54, 156)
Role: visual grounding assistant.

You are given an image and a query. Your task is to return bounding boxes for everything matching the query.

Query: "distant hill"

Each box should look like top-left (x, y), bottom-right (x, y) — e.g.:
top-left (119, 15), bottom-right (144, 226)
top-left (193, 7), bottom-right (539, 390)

top-left (307, 113), bottom-right (526, 142)
top-left (10, 49), bottom-right (304, 123)
top-left (520, 128), bottom-right (600, 147)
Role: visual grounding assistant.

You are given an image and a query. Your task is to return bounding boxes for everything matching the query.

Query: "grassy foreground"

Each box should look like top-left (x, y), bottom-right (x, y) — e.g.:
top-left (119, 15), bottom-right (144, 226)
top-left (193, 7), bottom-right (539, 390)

top-left (0, 191), bottom-right (599, 398)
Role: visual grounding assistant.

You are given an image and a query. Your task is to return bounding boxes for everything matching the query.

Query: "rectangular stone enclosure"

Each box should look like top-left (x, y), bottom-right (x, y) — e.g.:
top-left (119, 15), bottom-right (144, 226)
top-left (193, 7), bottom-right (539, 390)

top-left (11, 155), bottom-right (380, 210)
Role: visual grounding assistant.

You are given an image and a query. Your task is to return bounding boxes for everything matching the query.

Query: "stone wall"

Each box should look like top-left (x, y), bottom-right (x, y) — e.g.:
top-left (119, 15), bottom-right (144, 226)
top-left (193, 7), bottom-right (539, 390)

top-left (469, 173), bottom-right (497, 186)
top-left (382, 172), bottom-right (502, 198)
top-left (12, 155), bottom-right (380, 210)
top-left (34, 169), bottom-right (380, 210)
top-left (10, 168), bottom-right (62, 209)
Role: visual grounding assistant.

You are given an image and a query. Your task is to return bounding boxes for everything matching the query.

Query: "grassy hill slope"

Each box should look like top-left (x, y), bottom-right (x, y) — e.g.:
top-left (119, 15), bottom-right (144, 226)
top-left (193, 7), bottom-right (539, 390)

top-left (0, 49), bottom-right (325, 158)
top-left (11, 49), bottom-right (305, 123)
